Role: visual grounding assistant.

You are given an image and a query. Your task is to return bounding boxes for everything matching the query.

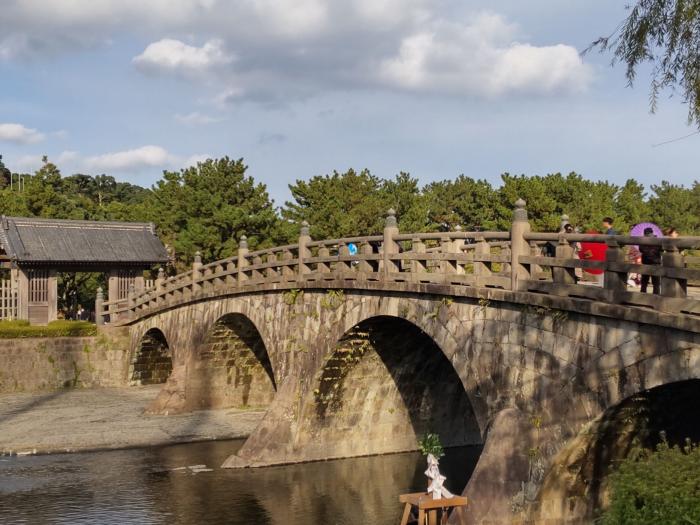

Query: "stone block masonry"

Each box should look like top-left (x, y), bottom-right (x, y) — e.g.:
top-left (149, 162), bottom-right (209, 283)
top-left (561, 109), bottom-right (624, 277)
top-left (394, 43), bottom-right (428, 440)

top-left (0, 327), bottom-right (131, 393)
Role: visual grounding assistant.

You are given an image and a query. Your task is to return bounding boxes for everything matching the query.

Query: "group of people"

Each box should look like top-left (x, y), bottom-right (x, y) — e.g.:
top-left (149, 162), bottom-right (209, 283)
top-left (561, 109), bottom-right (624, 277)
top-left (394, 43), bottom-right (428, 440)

top-left (557, 216), bottom-right (679, 295)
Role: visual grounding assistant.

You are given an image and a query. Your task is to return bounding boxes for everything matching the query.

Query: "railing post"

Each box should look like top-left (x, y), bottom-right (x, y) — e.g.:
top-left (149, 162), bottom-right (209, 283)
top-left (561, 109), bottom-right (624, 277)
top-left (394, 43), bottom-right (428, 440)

top-left (510, 198), bottom-right (531, 291)
top-left (660, 240), bottom-right (687, 298)
top-left (337, 241), bottom-right (351, 273)
top-left (192, 251), bottom-right (202, 294)
top-left (127, 283), bottom-right (135, 318)
top-left (95, 287), bottom-right (104, 326)
top-left (317, 245), bottom-right (330, 273)
top-left (155, 267), bottom-right (165, 288)
top-left (474, 236), bottom-right (492, 286)
top-left (359, 241), bottom-right (375, 274)
top-left (553, 237), bottom-right (576, 285)
top-left (237, 236), bottom-right (249, 285)
top-left (265, 252), bottom-right (279, 280)
top-left (604, 239), bottom-right (627, 293)
top-left (298, 221), bottom-right (311, 277)
top-left (383, 208), bottom-right (399, 276)
top-left (452, 225), bottom-right (465, 274)
top-left (411, 236), bottom-right (426, 275)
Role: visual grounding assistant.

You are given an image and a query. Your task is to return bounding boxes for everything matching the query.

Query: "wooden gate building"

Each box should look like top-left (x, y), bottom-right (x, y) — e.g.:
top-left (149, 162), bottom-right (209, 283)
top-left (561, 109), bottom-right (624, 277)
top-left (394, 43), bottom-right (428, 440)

top-left (0, 216), bottom-right (169, 324)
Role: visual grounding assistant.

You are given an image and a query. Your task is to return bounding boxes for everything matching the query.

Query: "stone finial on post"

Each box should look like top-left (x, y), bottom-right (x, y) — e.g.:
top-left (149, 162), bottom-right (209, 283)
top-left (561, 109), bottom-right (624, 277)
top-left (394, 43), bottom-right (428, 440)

top-left (95, 287), bottom-right (104, 326)
top-left (156, 267), bottom-right (165, 288)
top-left (510, 198), bottom-right (532, 291)
top-left (383, 208), bottom-right (399, 276)
top-left (237, 235), bottom-right (249, 285)
top-left (298, 220), bottom-right (311, 276)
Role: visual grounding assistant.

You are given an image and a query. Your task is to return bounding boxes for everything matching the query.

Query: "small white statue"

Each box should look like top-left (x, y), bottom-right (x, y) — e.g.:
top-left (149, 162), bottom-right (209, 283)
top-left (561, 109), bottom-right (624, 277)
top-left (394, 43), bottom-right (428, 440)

top-left (425, 453), bottom-right (454, 500)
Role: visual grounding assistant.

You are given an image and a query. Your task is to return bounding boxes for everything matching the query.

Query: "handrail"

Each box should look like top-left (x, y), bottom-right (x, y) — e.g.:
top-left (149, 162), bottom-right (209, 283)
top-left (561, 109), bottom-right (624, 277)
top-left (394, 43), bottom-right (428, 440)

top-left (96, 205), bottom-right (700, 326)
top-left (524, 232), bottom-right (700, 249)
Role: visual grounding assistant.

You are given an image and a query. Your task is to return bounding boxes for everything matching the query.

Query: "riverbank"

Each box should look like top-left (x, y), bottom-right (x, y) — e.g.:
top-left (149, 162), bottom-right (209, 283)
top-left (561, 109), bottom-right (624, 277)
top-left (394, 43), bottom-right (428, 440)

top-left (0, 385), bottom-right (265, 456)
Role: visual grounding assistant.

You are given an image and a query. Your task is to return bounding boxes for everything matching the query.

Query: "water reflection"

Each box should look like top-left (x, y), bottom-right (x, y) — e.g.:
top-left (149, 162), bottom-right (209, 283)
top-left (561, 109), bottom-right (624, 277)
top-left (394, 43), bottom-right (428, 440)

top-left (0, 441), bottom-right (481, 525)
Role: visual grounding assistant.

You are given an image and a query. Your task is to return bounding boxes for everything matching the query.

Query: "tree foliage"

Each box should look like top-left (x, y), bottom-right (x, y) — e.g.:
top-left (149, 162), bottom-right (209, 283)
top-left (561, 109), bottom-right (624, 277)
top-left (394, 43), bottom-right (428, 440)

top-left (281, 169), bottom-right (428, 240)
top-left (143, 157), bottom-right (278, 270)
top-left (602, 439), bottom-right (700, 525)
top-left (590, 0), bottom-right (700, 126)
top-left (0, 155), bottom-right (698, 270)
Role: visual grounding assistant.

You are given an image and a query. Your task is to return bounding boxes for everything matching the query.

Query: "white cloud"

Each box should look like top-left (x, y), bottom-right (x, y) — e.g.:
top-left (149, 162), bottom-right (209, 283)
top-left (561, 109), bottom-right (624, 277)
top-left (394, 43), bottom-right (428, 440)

top-left (181, 153), bottom-right (212, 168)
top-left (0, 123), bottom-right (45, 144)
top-left (133, 38), bottom-right (232, 74)
top-left (85, 145), bottom-right (172, 171)
top-left (82, 146), bottom-right (210, 172)
top-left (378, 14), bottom-right (592, 96)
top-left (174, 111), bottom-right (223, 125)
top-left (1, 2), bottom-right (593, 100)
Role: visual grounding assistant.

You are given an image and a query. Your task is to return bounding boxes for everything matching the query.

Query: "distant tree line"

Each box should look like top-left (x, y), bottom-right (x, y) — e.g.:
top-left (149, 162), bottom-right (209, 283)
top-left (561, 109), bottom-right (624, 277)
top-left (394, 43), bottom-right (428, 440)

top-left (1, 155), bottom-right (698, 272)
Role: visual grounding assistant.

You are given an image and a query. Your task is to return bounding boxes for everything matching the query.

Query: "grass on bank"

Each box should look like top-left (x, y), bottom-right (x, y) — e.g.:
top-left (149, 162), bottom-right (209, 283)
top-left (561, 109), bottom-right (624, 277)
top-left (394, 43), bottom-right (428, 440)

top-left (0, 320), bottom-right (97, 338)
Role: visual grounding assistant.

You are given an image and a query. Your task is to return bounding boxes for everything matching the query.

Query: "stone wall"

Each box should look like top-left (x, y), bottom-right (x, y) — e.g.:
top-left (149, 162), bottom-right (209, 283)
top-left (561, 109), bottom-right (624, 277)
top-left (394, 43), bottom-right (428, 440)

top-left (0, 327), bottom-right (131, 393)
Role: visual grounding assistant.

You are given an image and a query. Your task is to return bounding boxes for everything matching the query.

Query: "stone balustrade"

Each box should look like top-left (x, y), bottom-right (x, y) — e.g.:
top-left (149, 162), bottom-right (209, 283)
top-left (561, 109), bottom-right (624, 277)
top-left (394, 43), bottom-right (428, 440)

top-left (96, 201), bottom-right (700, 325)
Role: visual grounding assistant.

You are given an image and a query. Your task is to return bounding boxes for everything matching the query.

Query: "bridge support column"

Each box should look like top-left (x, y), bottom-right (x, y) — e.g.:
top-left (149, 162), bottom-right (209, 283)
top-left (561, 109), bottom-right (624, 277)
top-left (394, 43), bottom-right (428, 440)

top-left (453, 407), bottom-right (539, 525)
top-left (509, 199), bottom-right (531, 291)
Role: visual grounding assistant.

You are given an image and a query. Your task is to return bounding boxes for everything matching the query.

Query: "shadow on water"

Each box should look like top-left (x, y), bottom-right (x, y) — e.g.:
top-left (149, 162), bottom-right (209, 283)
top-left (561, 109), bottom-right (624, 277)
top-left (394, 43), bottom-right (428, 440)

top-left (0, 440), bottom-right (482, 525)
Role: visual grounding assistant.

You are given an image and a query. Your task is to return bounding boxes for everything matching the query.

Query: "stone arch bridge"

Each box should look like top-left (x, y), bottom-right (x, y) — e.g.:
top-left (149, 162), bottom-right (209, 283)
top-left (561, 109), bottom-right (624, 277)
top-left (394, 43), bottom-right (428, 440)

top-left (103, 202), bottom-right (700, 524)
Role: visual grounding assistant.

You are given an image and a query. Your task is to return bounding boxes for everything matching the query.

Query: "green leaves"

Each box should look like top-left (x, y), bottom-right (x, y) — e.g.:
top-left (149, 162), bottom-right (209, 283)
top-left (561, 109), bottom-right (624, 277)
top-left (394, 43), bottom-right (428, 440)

top-left (143, 157), bottom-right (278, 270)
top-left (418, 432), bottom-right (445, 458)
top-left (589, 0), bottom-right (700, 127)
top-left (602, 439), bottom-right (700, 524)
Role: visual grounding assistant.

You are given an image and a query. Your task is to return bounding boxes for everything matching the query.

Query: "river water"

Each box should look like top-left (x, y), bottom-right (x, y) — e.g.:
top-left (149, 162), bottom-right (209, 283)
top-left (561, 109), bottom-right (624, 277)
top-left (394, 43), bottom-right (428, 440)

top-left (0, 440), bottom-right (481, 524)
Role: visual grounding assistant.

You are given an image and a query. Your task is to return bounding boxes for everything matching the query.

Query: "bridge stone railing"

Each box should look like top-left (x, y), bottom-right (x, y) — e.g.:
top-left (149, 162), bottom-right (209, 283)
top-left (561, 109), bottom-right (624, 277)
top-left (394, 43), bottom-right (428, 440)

top-left (96, 200), bottom-right (700, 325)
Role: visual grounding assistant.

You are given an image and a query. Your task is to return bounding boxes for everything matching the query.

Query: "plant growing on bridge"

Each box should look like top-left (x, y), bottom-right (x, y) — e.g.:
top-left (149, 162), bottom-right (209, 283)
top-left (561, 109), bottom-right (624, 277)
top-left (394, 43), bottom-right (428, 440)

top-left (283, 288), bottom-right (303, 306)
top-left (320, 290), bottom-right (344, 310)
top-left (427, 297), bottom-right (453, 320)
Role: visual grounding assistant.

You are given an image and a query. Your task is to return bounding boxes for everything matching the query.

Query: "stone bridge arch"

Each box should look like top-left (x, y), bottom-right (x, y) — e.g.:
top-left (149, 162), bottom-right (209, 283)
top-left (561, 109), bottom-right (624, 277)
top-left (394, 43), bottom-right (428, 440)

top-left (132, 295), bottom-right (285, 415)
top-left (125, 287), bottom-right (700, 524)
top-left (130, 327), bottom-right (173, 385)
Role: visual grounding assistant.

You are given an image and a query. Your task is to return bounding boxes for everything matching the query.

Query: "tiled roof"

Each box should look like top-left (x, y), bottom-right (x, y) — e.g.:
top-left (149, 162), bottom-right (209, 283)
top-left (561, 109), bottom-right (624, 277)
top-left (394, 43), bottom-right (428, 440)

top-left (0, 216), bottom-right (169, 265)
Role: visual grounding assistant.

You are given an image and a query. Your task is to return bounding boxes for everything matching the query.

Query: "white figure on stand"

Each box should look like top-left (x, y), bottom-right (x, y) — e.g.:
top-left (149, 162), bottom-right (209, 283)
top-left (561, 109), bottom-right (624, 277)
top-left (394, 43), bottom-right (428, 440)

top-left (425, 453), bottom-right (454, 500)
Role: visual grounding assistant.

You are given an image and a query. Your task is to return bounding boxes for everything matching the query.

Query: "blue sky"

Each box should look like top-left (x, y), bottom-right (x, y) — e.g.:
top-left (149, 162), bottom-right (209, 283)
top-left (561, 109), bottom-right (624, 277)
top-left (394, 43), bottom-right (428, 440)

top-left (0, 0), bottom-right (697, 205)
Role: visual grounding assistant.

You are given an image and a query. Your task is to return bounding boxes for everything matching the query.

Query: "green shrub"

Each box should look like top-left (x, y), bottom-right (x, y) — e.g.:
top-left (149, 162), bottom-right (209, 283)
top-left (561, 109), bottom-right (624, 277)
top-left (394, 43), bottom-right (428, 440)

top-left (0, 320), bottom-right (97, 338)
top-left (602, 439), bottom-right (700, 525)
top-left (418, 433), bottom-right (444, 458)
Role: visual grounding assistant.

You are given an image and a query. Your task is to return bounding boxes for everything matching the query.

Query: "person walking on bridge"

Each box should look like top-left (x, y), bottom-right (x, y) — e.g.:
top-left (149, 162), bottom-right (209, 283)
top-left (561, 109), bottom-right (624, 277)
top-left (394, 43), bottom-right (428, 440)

top-left (639, 227), bottom-right (661, 294)
top-left (602, 217), bottom-right (618, 236)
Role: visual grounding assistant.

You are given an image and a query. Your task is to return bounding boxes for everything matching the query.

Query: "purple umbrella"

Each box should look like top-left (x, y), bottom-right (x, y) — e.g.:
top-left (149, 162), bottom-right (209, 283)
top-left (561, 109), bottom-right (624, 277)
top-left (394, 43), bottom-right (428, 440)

top-left (629, 222), bottom-right (663, 253)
